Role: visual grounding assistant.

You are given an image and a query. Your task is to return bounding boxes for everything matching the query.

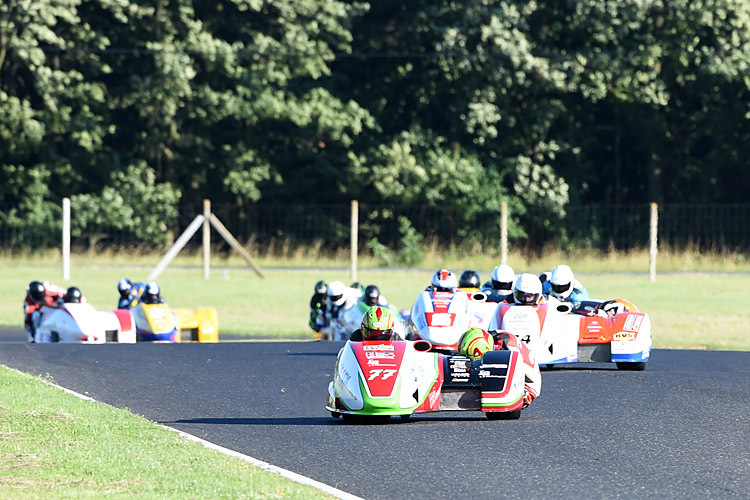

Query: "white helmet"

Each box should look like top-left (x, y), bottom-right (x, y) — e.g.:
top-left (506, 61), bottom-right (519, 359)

top-left (549, 265), bottom-right (575, 300)
top-left (327, 280), bottom-right (347, 307)
top-left (490, 264), bottom-right (515, 290)
top-left (513, 273), bottom-right (542, 305)
top-left (431, 268), bottom-right (458, 292)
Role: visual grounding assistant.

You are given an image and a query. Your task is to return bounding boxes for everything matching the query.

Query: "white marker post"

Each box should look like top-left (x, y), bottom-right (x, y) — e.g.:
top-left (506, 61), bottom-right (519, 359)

top-left (62, 197), bottom-right (71, 281)
top-left (350, 200), bottom-right (358, 283)
top-left (649, 202), bottom-right (658, 283)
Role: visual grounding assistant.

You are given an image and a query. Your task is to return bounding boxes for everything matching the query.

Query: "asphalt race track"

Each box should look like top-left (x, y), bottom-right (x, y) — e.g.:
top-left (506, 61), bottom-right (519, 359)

top-left (0, 328), bottom-right (748, 499)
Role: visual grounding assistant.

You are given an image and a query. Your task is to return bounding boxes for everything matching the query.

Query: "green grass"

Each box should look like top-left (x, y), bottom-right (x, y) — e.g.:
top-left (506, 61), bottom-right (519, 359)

top-left (1, 252), bottom-right (748, 350)
top-left (0, 366), bottom-right (335, 500)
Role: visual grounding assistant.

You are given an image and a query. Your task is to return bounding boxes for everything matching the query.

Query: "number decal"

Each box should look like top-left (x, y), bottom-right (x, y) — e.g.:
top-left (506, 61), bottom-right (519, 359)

top-left (368, 369), bottom-right (397, 381)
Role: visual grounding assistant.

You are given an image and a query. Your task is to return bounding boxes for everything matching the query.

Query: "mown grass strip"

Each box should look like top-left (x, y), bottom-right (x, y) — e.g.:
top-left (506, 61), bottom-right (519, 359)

top-left (0, 366), bottom-right (338, 500)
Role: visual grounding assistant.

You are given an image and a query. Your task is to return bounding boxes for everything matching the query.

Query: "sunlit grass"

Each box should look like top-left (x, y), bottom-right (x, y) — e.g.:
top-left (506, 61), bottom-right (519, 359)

top-left (0, 366), bottom-right (336, 500)
top-left (1, 250), bottom-right (748, 350)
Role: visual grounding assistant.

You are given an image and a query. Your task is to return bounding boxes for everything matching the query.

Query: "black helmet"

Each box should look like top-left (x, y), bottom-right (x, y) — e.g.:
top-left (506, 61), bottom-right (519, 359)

top-left (364, 285), bottom-right (380, 306)
top-left (459, 270), bottom-right (481, 289)
top-left (64, 287), bottom-right (82, 303)
top-left (314, 280), bottom-right (327, 295)
top-left (28, 281), bottom-right (46, 303)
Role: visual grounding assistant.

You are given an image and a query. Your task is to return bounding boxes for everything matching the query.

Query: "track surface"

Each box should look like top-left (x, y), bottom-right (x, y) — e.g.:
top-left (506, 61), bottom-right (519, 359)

top-left (0, 328), bottom-right (748, 499)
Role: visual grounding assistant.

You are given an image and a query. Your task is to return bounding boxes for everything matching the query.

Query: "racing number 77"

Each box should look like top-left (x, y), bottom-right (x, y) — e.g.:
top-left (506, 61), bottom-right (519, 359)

top-left (368, 369), bottom-right (397, 381)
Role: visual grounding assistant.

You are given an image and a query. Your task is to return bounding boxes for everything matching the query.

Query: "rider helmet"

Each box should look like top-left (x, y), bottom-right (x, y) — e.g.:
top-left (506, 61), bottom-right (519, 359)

top-left (490, 264), bottom-right (515, 291)
top-left (64, 287), bottom-right (83, 304)
top-left (431, 268), bottom-right (458, 292)
top-left (360, 306), bottom-right (396, 341)
top-left (327, 281), bottom-right (347, 307)
top-left (549, 264), bottom-right (575, 300)
top-left (28, 281), bottom-right (46, 303)
top-left (313, 280), bottom-right (327, 296)
top-left (458, 328), bottom-right (494, 360)
top-left (117, 278), bottom-right (132, 298)
top-left (458, 270), bottom-right (481, 290)
top-left (513, 273), bottom-right (543, 305)
top-left (364, 285), bottom-right (381, 306)
top-left (142, 281), bottom-right (161, 304)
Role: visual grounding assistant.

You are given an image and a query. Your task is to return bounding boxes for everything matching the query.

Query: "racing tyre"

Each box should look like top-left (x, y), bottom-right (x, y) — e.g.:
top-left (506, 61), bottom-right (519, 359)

top-left (330, 411), bottom-right (341, 419)
top-left (400, 414), bottom-right (411, 421)
top-left (616, 362), bottom-right (647, 371)
top-left (486, 410), bottom-right (521, 420)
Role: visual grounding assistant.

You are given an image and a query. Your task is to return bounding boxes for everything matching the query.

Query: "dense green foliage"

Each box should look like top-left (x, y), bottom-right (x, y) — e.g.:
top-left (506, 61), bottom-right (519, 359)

top-left (1, 0), bottom-right (749, 243)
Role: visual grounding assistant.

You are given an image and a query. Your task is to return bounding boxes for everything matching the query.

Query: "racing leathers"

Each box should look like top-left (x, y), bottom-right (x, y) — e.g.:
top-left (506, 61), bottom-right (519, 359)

top-left (482, 288), bottom-right (513, 303)
top-left (24, 282), bottom-right (66, 343)
top-left (310, 292), bottom-right (329, 340)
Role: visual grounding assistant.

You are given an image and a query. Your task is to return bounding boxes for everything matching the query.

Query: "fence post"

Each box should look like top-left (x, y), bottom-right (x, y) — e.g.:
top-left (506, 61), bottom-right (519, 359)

top-left (350, 200), bottom-right (358, 282)
top-left (500, 201), bottom-right (508, 265)
top-left (62, 197), bottom-right (70, 281)
top-left (649, 202), bottom-right (658, 283)
top-left (203, 199), bottom-right (211, 280)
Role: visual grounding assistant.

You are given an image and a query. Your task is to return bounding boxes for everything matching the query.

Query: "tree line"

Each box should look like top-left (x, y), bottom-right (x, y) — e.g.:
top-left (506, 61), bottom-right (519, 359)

top-left (1, 0), bottom-right (748, 246)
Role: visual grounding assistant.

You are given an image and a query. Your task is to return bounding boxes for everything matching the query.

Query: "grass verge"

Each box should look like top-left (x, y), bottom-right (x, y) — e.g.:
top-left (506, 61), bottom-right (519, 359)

top-left (0, 366), bottom-right (335, 500)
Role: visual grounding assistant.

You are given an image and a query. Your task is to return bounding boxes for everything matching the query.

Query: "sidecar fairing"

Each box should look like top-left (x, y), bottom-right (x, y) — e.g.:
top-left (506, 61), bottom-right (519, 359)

top-left (35, 303), bottom-right (136, 344)
top-left (326, 340), bottom-right (526, 422)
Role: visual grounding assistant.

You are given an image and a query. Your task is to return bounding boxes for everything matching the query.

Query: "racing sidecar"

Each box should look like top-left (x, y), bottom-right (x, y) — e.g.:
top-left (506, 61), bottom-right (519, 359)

top-left (325, 339), bottom-right (527, 422)
top-left (489, 298), bottom-right (651, 370)
top-left (407, 290), bottom-right (472, 351)
top-left (34, 303), bottom-right (136, 344)
top-left (130, 302), bottom-right (219, 343)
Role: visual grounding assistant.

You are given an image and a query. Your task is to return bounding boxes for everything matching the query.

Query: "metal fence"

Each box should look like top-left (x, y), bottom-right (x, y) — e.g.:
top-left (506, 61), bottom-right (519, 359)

top-left (1, 202), bottom-right (748, 254)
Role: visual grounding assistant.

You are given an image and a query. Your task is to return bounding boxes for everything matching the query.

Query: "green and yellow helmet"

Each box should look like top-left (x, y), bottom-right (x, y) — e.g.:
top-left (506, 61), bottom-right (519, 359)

top-left (361, 306), bottom-right (396, 341)
top-left (458, 328), bottom-right (494, 360)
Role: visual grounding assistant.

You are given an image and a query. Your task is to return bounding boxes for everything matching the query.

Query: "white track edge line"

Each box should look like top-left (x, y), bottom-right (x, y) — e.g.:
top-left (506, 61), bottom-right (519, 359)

top-left (9, 367), bottom-right (363, 500)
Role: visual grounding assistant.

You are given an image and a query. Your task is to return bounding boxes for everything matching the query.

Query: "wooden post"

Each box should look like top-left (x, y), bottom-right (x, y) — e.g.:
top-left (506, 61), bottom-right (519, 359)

top-left (649, 202), bottom-right (658, 283)
top-left (203, 199), bottom-right (211, 280)
top-left (500, 201), bottom-right (508, 265)
top-left (350, 200), bottom-right (358, 282)
top-left (209, 214), bottom-right (266, 278)
top-left (62, 197), bottom-right (70, 281)
top-left (149, 215), bottom-right (205, 281)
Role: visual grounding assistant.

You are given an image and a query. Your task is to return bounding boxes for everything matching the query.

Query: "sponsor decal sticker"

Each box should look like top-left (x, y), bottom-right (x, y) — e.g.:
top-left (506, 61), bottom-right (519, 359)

top-left (427, 312), bottom-right (454, 327)
top-left (614, 332), bottom-right (635, 340)
top-left (428, 387), bottom-right (440, 407)
top-left (365, 351), bottom-right (396, 359)
top-left (363, 344), bottom-right (395, 351)
top-left (367, 359), bottom-right (397, 367)
top-left (623, 314), bottom-right (644, 332)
